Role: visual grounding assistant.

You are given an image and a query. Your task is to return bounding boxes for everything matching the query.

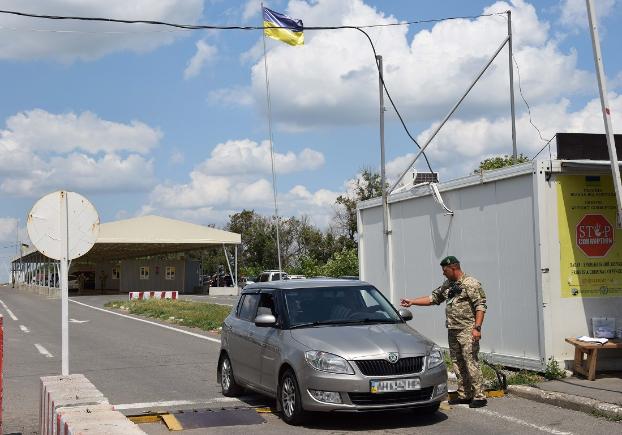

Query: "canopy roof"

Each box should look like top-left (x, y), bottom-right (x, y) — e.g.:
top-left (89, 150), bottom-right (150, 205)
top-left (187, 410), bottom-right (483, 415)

top-left (16, 215), bottom-right (241, 263)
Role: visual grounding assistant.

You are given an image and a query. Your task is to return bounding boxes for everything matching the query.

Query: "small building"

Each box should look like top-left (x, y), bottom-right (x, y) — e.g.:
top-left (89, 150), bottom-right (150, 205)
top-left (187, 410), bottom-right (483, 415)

top-left (12, 215), bottom-right (241, 296)
top-left (357, 133), bottom-right (622, 371)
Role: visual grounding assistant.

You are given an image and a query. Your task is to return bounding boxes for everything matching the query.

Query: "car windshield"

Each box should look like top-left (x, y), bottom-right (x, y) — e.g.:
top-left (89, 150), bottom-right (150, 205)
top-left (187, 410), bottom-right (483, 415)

top-left (283, 286), bottom-right (402, 328)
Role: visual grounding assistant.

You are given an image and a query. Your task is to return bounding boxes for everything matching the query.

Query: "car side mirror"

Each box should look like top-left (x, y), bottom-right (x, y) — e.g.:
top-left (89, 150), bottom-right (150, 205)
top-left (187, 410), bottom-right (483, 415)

top-left (398, 308), bottom-right (413, 321)
top-left (255, 314), bottom-right (277, 327)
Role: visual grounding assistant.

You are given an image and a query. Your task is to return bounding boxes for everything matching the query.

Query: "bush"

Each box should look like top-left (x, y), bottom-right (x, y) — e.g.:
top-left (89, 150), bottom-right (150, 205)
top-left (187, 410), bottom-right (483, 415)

top-left (544, 357), bottom-right (566, 380)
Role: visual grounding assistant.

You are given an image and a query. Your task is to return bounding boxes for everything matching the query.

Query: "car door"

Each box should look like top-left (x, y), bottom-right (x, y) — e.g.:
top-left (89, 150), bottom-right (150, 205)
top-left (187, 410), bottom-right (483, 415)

top-left (227, 292), bottom-right (259, 384)
top-left (246, 291), bottom-right (281, 392)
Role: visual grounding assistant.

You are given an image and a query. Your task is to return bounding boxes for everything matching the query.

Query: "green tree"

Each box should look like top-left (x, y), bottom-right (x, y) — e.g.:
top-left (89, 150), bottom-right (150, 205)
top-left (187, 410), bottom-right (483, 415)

top-left (227, 210), bottom-right (277, 276)
top-left (319, 248), bottom-right (359, 277)
top-left (475, 154), bottom-right (529, 173)
top-left (335, 168), bottom-right (385, 242)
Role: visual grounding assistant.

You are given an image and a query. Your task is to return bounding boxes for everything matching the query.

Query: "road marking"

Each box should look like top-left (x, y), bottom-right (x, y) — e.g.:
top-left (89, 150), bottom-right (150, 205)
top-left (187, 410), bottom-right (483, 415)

top-left (69, 318), bottom-right (90, 323)
top-left (114, 397), bottom-right (240, 410)
top-left (34, 343), bottom-right (54, 358)
top-left (474, 408), bottom-right (573, 435)
top-left (19, 325), bottom-right (30, 333)
top-left (69, 299), bottom-right (221, 343)
top-left (0, 299), bottom-right (18, 320)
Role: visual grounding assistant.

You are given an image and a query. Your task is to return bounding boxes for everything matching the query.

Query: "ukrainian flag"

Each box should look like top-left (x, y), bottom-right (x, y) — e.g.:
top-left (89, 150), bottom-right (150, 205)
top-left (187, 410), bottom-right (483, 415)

top-left (263, 7), bottom-right (304, 46)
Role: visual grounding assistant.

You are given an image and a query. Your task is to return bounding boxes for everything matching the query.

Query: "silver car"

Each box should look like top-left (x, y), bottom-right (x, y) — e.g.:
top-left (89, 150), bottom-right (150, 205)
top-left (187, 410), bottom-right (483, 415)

top-left (217, 280), bottom-right (447, 425)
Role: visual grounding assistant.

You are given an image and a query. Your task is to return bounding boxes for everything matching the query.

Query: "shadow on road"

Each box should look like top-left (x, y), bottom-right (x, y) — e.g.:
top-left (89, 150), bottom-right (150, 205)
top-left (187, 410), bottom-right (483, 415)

top-left (277, 408), bottom-right (447, 431)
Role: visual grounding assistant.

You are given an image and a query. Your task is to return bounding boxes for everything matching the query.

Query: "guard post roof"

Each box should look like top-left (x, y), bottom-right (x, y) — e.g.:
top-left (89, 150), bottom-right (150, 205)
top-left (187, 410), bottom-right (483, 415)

top-left (13, 215), bottom-right (241, 263)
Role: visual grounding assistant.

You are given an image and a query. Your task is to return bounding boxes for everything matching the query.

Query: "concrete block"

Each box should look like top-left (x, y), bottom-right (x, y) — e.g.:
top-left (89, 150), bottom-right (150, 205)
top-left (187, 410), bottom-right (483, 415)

top-left (209, 286), bottom-right (239, 296)
top-left (62, 411), bottom-right (146, 435)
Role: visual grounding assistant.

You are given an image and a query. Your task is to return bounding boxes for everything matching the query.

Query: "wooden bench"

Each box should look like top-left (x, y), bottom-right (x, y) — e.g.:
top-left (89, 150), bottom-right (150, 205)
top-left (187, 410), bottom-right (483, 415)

top-left (565, 337), bottom-right (622, 381)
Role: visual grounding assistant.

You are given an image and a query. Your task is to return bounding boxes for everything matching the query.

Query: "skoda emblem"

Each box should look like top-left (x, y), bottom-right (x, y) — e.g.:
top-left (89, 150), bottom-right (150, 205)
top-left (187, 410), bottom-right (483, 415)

top-left (388, 352), bottom-right (399, 363)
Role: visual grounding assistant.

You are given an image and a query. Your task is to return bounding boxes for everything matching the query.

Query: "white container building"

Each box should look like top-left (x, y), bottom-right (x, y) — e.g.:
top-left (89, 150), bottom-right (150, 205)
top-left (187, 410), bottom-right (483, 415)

top-left (357, 135), bottom-right (622, 371)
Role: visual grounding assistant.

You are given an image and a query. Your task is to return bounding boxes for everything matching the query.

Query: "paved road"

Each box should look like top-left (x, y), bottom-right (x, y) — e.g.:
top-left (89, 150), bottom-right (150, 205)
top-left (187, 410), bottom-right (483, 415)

top-left (140, 395), bottom-right (622, 435)
top-left (1, 285), bottom-right (619, 435)
top-left (0, 285), bottom-right (242, 434)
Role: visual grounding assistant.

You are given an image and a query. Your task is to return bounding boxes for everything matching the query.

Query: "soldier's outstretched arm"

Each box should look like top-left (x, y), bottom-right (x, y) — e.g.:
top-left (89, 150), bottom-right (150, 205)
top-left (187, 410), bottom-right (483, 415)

top-left (400, 296), bottom-right (433, 307)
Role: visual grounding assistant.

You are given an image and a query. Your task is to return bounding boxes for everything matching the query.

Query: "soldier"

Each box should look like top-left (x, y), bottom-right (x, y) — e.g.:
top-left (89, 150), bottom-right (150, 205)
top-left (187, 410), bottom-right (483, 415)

top-left (400, 256), bottom-right (488, 408)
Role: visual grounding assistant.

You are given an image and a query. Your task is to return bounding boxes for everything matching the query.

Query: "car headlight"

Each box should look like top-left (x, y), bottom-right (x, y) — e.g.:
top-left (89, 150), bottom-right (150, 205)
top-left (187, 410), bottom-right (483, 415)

top-left (427, 345), bottom-right (444, 369)
top-left (304, 351), bottom-right (355, 375)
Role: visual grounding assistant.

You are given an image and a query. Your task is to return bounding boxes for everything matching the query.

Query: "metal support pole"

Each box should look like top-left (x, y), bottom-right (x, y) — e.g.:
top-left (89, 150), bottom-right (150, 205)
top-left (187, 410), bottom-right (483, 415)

top-left (60, 191), bottom-right (69, 376)
top-left (586, 0), bottom-right (622, 221)
top-left (223, 244), bottom-right (235, 288)
top-left (377, 55), bottom-right (389, 235)
top-left (508, 10), bottom-right (517, 160)
top-left (234, 246), bottom-right (238, 290)
top-left (389, 36), bottom-right (510, 194)
top-left (261, 3), bottom-right (283, 272)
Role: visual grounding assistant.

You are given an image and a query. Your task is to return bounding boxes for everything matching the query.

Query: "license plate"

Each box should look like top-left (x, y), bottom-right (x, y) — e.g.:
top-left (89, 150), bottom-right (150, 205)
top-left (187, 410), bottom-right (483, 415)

top-left (370, 378), bottom-right (420, 393)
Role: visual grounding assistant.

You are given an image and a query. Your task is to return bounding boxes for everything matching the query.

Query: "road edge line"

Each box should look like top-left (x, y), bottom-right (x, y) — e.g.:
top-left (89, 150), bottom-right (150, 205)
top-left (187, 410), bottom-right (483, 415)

top-left (69, 299), bottom-right (221, 344)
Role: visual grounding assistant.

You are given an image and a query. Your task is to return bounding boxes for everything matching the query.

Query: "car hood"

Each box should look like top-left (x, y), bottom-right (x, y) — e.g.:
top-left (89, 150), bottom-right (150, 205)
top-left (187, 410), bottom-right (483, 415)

top-left (289, 323), bottom-right (434, 360)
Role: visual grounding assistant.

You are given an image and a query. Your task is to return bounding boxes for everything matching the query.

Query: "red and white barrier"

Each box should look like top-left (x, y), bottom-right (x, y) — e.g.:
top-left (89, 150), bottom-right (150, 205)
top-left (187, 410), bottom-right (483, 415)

top-left (1, 315), bottom-right (3, 434)
top-left (129, 291), bottom-right (178, 300)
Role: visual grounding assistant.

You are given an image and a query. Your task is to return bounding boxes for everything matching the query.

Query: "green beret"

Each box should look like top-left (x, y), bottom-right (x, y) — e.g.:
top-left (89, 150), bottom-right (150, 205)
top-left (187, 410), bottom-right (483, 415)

top-left (440, 256), bottom-right (460, 267)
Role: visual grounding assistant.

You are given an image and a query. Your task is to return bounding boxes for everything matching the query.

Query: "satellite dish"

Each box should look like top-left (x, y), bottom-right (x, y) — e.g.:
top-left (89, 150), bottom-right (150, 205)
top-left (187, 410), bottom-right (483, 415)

top-left (27, 191), bottom-right (100, 260)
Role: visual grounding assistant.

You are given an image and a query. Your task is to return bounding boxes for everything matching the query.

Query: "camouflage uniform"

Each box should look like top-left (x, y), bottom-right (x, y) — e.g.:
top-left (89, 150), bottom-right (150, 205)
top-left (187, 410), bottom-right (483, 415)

top-left (430, 274), bottom-right (487, 400)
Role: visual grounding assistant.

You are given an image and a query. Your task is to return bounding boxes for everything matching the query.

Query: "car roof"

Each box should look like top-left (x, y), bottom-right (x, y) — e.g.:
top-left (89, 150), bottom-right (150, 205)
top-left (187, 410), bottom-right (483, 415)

top-left (242, 279), bottom-right (372, 292)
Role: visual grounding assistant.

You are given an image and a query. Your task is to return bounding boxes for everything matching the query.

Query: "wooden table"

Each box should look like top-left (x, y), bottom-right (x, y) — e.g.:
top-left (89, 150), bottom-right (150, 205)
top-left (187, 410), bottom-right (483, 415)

top-left (565, 337), bottom-right (622, 381)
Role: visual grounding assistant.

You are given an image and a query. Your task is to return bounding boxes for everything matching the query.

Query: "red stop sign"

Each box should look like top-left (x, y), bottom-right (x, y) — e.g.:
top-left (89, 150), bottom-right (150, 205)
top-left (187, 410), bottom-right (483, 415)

top-left (576, 214), bottom-right (614, 257)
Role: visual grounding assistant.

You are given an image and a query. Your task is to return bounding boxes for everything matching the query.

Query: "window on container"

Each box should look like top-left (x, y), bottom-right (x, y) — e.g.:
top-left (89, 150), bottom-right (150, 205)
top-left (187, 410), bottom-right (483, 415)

top-left (111, 267), bottom-right (120, 280)
top-left (140, 266), bottom-right (149, 280)
top-left (165, 266), bottom-right (176, 280)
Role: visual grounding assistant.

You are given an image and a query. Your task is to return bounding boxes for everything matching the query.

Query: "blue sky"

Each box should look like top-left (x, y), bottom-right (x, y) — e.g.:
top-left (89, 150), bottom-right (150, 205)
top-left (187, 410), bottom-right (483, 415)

top-left (1, 0), bottom-right (621, 280)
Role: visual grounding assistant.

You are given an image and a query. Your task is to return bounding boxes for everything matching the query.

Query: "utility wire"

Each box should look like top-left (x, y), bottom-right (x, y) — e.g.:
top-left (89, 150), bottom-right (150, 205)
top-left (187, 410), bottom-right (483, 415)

top-left (0, 9), bottom-right (505, 31)
top-left (513, 54), bottom-right (554, 145)
top-left (531, 133), bottom-right (556, 160)
top-left (0, 8), bottom-right (507, 175)
top-left (353, 27), bottom-right (435, 174)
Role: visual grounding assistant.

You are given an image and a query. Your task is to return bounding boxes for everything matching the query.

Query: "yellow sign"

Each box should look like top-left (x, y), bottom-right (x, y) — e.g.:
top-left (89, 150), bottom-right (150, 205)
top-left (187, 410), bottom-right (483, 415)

top-left (557, 174), bottom-right (622, 298)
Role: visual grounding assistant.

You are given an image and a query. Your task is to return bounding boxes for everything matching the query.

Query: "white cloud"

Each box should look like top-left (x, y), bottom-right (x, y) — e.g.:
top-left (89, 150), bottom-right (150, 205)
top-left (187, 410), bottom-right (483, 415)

top-left (199, 139), bottom-right (324, 175)
top-left (143, 137), bottom-right (336, 226)
top-left (208, 86), bottom-right (254, 106)
top-left (242, 0), bottom-right (264, 22)
top-left (214, 0), bottom-right (592, 130)
top-left (184, 40), bottom-right (218, 79)
top-left (559, 0), bottom-right (616, 29)
top-left (0, 217), bottom-right (18, 242)
top-left (0, 109), bottom-right (160, 197)
top-left (3, 109), bottom-right (161, 155)
top-left (386, 93), bottom-right (622, 182)
top-left (0, 0), bottom-right (203, 61)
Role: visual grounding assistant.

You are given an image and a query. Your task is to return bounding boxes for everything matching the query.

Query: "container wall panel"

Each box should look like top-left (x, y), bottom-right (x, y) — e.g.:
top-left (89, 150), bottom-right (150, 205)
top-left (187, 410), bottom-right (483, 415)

top-left (362, 173), bottom-right (544, 368)
top-left (359, 205), bottom-right (390, 296)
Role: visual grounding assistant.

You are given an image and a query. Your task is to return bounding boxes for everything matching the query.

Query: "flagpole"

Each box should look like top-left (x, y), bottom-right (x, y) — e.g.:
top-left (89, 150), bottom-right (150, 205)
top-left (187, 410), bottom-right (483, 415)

top-left (261, 3), bottom-right (283, 272)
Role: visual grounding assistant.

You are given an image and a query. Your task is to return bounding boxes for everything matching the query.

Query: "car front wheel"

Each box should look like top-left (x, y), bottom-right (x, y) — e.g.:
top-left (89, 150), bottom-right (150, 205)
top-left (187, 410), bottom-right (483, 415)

top-left (220, 354), bottom-right (242, 397)
top-left (278, 369), bottom-right (306, 425)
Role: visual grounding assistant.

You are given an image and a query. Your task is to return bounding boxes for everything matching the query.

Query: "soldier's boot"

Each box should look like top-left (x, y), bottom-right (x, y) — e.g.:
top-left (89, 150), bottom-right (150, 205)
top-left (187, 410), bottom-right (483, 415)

top-left (469, 398), bottom-right (488, 408)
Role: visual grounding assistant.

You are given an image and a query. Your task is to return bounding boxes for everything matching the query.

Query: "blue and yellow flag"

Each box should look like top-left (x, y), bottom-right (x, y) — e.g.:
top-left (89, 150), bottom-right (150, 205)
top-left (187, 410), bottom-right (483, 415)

top-left (263, 7), bottom-right (304, 46)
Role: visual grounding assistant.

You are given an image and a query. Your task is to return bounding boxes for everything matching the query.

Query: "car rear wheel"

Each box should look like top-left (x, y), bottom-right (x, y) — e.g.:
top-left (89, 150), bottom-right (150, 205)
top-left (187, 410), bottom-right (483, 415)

top-left (278, 369), bottom-right (306, 425)
top-left (220, 354), bottom-right (242, 397)
top-left (412, 401), bottom-right (441, 415)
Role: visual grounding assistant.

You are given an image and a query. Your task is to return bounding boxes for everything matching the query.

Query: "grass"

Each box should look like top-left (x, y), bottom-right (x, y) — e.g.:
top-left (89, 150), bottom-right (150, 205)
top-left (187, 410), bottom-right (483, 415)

top-left (104, 299), bottom-right (232, 331)
top-left (445, 350), bottom-right (547, 389)
top-left (590, 410), bottom-right (622, 422)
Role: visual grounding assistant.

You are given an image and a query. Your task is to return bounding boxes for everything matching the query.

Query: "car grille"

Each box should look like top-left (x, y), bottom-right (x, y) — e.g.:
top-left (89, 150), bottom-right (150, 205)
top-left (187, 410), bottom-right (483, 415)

top-left (348, 387), bottom-right (434, 406)
top-left (355, 357), bottom-right (424, 376)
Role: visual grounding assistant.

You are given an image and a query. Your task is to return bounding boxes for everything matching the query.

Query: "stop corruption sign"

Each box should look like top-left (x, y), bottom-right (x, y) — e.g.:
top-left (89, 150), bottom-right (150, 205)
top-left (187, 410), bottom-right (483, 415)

top-left (575, 214), bottom-right (614, 257)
